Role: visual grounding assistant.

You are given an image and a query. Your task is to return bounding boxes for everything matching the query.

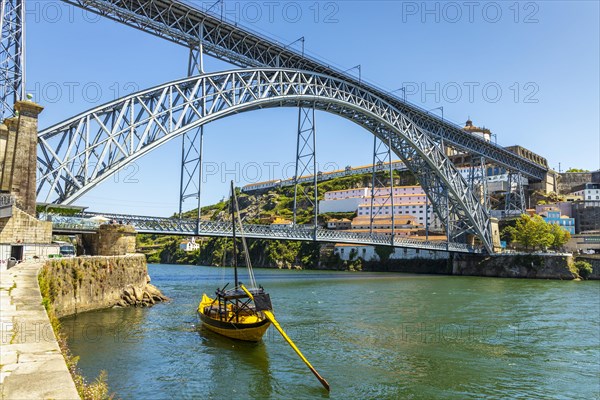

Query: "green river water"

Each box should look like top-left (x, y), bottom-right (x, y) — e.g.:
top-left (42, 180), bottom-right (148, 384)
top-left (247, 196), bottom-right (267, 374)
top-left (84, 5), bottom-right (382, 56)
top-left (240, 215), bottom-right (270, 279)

top-left (61, 264), bottom-right (600, 399)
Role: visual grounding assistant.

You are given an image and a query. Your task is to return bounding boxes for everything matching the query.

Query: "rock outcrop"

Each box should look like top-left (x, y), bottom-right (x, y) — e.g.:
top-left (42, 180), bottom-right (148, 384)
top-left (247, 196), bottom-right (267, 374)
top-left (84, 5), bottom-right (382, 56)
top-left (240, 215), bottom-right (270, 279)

top-left (40, 254), bottom-right (168, 318)
top-left (116, 282), bottom-right (170, 307)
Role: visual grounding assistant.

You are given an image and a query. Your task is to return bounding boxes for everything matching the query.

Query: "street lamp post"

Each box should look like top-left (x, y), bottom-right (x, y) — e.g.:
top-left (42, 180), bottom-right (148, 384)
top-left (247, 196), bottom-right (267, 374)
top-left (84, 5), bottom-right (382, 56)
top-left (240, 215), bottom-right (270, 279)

top-left (390, 87), bottom-right (407, 103)
top-left (344, 65), bottom-right (361, 83)
top-left (427, 106), bottom-right (444, 121)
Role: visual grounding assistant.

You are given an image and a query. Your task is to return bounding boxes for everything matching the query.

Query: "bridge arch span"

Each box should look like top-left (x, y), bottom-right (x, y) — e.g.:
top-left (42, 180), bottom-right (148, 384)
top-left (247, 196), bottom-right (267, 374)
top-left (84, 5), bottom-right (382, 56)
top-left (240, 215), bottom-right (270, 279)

top-left (37, 68), bottom-right (493, 252)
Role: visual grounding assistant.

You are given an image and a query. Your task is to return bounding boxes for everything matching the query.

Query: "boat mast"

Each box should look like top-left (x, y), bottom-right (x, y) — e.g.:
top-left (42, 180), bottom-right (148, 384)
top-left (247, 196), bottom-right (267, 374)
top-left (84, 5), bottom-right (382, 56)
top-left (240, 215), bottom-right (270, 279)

top-left (231, 180), bottom-right (238, 287)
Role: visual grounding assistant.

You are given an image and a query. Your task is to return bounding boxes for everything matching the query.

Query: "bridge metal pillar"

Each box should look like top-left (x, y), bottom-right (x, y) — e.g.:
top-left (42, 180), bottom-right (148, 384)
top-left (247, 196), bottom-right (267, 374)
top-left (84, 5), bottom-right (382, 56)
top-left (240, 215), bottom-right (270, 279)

top-left (505, 171), bottom-right (526, 216)
top-left (369, 136), bottom-right (395, 244)
top-left (0, 0), bottom-right (25, 119)
top-left (178, 42), bottom-right (205, 224)
top-left (292, 105), bottom-right (318, 233)
top-left (468, 156), bottom-right (490, 213)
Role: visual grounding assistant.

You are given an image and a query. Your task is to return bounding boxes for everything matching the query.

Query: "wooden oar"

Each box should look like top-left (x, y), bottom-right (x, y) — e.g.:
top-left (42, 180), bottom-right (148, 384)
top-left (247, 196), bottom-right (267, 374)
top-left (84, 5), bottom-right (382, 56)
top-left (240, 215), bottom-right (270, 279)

top-left (240, 285), bottom-right (330, 392)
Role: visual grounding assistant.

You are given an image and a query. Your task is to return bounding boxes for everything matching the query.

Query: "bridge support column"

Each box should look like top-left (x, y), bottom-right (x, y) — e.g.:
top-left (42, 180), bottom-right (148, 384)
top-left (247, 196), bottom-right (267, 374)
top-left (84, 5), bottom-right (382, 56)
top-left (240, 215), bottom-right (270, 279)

top-left (293, 105), bottom-right (318, 230)
top-left (505, 171), bottom-right (526, 217)
top-left (369, 136), bottom-right (395, 244)
top-left (178, 44), bottom-right (205, 221)
top-left (468, 156), bottom-right (490, 212)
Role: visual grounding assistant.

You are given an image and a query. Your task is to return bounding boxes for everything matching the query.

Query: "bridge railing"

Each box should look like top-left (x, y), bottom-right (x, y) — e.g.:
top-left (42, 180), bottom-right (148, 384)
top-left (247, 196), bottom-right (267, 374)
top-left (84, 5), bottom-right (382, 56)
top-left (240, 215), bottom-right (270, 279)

top-left (43, 214), bottom-right (100, 231)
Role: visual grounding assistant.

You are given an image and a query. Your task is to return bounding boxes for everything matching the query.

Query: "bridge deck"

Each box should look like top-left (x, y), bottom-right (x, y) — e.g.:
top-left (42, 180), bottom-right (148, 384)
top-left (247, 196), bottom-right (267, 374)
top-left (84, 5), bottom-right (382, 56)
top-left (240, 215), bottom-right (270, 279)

top-left (47, 212), bottom-right (484, 254)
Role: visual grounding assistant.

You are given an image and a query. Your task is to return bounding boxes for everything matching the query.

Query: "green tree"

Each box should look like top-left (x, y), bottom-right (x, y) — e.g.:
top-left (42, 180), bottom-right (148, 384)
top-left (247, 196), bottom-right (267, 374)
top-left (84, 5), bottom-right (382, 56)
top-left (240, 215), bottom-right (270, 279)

top-left (501, 214), bottom-right (554, 251)
top-left (374, 246), bottom-right (394, 262)
top-left (573, 261), bottom-right (593, 279)
top-left (348, 248), bottom-right (357, 261)
top-left (548, 223), bottom-right (571, 250)
top-left (565, 168), bottom-right (589, 173)
top-left (159, 238), bottom-right (181, 264)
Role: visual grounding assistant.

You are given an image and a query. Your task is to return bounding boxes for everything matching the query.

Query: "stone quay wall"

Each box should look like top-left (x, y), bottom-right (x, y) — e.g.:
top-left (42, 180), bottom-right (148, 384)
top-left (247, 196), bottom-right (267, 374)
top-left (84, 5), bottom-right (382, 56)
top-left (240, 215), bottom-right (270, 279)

top-left (40, 254), bottom-right (167, 319)
top-left (451, 253), bottom-right (597, 280)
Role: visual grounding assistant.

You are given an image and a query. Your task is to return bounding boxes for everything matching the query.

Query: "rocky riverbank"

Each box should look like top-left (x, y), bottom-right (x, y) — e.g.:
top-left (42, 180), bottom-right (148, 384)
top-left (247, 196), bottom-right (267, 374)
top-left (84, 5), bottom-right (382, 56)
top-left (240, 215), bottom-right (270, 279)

top-left (40, 254), bottom-right (169, 318)
top-left (452, 253), bottom-right (599, 280)
top-left (116, 282), bottom-right (169, 308)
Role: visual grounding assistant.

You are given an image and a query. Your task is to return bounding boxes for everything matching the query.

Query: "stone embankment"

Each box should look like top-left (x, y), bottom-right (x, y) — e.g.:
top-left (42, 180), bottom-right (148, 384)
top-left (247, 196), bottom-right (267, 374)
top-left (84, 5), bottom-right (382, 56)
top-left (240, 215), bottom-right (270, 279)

top-left (0, 261), bottom-right (79, 399)
top-left (40, 254), bottom-right (168, 318)
top-left (452, 253), bottom-right (599, 280)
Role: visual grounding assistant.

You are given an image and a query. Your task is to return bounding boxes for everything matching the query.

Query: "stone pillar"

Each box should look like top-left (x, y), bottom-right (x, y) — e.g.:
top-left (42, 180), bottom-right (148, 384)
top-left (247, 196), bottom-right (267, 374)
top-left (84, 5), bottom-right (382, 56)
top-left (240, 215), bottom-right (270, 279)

top-left (82, 224), bottom-right (137, 256)
top-left (0, 123), bottom-right (8, 177)
top-left (9, 101), bottom-right (44, 216)
top-left (490, 217), bottom-right (502, 253)
top-left (0, 117), bottom-right (19, 193)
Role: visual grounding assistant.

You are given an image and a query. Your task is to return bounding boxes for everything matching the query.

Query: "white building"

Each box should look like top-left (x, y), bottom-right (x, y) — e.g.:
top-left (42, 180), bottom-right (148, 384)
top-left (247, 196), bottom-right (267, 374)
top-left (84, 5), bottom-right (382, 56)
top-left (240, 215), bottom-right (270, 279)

top-left (324, 188), bottom-right (370, 200)
top-left (180, 237), bottom-right (200, 252)
top-left (334, 244), bottom-right (379, 261)
top-left (319, 185), bottom-right (443, 231)
top-left (334, 244), bottom-right (448, 261)
top-left (570, 183), bottom-right (600, 207)
top-left (327, 219), bottom-right (352, 230)
top-left (319, 197), bottom-right (365, 213)
top-left (356, 202), bottom-right (443, 231)
top-left (454, 166), bottom-right (529, 194)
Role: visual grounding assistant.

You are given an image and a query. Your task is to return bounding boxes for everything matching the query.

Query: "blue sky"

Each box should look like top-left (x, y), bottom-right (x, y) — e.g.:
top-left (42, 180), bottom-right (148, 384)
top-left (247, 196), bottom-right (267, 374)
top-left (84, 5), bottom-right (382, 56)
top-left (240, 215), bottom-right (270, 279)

top-left (26, 0), bottom-right (599, 216)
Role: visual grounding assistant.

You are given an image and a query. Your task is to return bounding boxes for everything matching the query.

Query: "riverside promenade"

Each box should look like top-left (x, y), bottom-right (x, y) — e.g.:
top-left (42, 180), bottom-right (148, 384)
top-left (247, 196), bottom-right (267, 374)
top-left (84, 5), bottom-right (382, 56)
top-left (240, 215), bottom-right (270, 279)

top-left (0, 261), bottom-right (79, 399)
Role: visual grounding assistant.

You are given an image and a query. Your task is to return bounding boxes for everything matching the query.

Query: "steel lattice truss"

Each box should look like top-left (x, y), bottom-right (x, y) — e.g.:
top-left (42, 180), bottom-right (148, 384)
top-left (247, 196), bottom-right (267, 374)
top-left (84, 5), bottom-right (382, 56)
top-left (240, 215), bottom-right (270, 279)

top-left (48, 212), bottom-right (484, 254)
top-left (292, 106), bottom-right (317, 226)
top-left (178, 44), bottom-right (204, 216)
top-left (61, 0), bottom-right (547, 181)
top-left (369, 137), bottom-right (395, 236)
top-left (37, 68), bottom-right (495, 252)
top-left (505, 171), bottom-right (526, 216)
top-left (468, 156), bottom-right (490, 212)
top-left (0, 0), bottom-right (24, 119)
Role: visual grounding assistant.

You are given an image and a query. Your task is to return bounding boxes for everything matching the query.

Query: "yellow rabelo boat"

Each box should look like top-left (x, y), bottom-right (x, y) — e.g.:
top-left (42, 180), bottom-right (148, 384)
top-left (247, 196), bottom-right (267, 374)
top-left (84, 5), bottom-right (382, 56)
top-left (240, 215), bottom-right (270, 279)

top-left (198, 181), bottom-right (330, 391)
top-left (198, 181), bottom-right (272, 342)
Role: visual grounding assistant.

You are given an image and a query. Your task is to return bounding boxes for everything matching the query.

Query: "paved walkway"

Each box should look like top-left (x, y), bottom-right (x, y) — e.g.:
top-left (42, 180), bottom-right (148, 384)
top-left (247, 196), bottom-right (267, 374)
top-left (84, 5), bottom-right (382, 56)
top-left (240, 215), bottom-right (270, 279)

top-left (0, 261), bottom-right (79, 399)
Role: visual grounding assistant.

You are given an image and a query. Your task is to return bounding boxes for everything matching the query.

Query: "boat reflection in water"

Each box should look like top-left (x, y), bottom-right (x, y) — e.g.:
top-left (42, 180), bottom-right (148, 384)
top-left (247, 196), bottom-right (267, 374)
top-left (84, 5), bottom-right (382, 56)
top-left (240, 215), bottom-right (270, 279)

top-left (197, 326), bottom-right (273, 399)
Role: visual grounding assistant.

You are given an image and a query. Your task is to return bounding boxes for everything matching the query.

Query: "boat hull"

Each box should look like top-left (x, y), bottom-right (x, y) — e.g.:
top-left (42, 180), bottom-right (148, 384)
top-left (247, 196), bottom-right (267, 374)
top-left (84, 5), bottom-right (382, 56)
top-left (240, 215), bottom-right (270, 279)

top-left (199, 312), bottom-right (271, 341)
top-left (198, 294), bottom-right (271, 342)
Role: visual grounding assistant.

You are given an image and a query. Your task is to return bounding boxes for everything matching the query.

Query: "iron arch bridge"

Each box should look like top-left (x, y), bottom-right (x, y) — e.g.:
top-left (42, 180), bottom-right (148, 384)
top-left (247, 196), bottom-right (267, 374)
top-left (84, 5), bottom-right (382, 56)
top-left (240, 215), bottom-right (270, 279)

top-left (37, 68), bottom-right (494, 252)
